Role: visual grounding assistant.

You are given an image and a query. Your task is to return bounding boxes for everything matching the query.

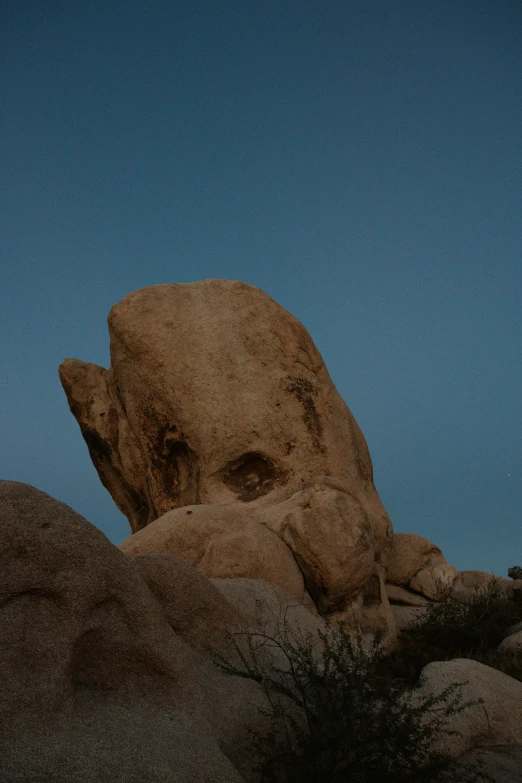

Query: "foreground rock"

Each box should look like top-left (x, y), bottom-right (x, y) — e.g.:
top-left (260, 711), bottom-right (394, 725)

top-left (458, 745), bottom-right (522, 783)
top-left (60, 280), bottom-right (394, 633)
top-left (1, 480), bottom-right (322, 782)
top-left (419, 658), bottom-right (522, 757)
top-left (2, 482), bottom-right (521, 781)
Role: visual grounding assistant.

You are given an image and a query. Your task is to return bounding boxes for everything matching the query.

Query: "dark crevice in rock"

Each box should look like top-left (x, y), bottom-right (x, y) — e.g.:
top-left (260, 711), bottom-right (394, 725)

top-left (219, 452), bottom-right (287, 502)
top-left (82, 428), bottom-right (149, 532)
top-left (149, 427), bottom-right (201, 510)
top-left (283, 375), bottom-right (324, 452)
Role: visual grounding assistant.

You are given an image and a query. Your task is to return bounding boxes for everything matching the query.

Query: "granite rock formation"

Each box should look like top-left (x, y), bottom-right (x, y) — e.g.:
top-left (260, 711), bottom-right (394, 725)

top-left (59, 280), bottom-right (393, 631)
top-left (0, 480), bottom-right (324, 782)
top-left (3, 481), bottom-right (521, 782)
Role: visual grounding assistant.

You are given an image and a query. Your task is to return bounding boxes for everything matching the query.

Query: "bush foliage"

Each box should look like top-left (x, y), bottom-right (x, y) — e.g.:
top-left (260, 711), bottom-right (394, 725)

top-left (387, 581), bottom-right (522, 685)
top-left (216, 622), bottom-right (491, 782)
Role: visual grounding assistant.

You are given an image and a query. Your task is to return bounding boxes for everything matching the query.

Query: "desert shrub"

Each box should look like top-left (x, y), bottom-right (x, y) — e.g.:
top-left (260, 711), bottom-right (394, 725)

top-left (387, 581), bottom-right (522, 685)
top-left (215, 622), bottom-right (490, 782)
top-left (508, 566), bottom-right (522, 580)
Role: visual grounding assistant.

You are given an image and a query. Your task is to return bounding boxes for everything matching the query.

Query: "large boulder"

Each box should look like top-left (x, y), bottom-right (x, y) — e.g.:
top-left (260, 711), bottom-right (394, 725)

top-left (60, 280), bottom-right (393, 631)
top-left (0, 480), bottom-right (279, 782)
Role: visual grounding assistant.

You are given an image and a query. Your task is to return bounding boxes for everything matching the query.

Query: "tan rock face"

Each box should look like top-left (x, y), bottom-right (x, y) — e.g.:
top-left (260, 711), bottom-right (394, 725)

top-left (59, 281), bottom-right (390, 539)
top-left (120, 503), bottom-right (308, 603)
top-left (120, 477), bottom-right (379, 620)
top-left (385, 533), bottom-right (446, 586)
top-left (60, 280), bottom-right (393, 628)
top-left (409, 563), bottom-right (458, 600)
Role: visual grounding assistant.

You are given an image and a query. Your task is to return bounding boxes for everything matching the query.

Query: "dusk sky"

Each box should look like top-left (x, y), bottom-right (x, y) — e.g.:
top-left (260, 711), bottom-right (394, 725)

top-left (1, 0), bottom-right (520, 576)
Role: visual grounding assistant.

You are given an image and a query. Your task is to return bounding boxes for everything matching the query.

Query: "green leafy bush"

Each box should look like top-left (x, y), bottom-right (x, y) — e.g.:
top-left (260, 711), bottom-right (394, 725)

top-left (215, 622), bottom-right (490, 782)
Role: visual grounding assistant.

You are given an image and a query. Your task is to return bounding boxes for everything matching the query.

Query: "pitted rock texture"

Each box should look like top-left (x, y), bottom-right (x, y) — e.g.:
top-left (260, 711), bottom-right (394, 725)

top-left (60, 281), bottom-right (393, 628)
top-left (0, 481), bottom-right (254, 783)
top-left (59, 281), bottom-right (390, 541)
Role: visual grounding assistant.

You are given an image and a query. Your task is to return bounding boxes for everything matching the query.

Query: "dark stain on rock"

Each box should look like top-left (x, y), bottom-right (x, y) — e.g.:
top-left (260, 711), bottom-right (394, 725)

top-left (150, 426), bottom-right (201, 509)
top-left (81, 427), bottom-right (149, 532)
top-left (362, 575), bottom-right (381, 607)
top-left (220, 452), bottom-right (287, 502)
top-left (283, 376), bottom-right (324, 451)
top-left (285, 441), bottom-right (296, 454)
top-left (304, 579), bottom-right (349, 615)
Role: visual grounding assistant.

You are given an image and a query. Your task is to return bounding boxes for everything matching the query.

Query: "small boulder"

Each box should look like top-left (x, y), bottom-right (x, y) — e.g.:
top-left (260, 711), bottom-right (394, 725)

top-left (409, 563), bottom-right (458, 600)
top-left (386, 533), bottom-right (446, 586)
top-left (498, 630), bottom-right (522, 653)
top-left (418, 659), bottom-right (522, 757)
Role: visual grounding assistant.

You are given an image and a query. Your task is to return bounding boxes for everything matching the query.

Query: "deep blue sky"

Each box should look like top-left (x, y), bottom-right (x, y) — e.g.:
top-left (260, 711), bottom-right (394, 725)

top-left (1, 1), bottom-right (521, 575)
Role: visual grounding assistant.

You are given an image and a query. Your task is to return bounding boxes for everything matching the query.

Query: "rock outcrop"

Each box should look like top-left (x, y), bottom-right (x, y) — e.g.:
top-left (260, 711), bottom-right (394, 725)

top-left (0, 480), bottom-right (319, 782)
top-left (59, 280), bottom-right (393, 632)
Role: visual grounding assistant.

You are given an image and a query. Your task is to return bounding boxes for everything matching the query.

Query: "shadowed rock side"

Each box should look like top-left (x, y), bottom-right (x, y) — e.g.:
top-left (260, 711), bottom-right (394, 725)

top-left (59, 279), bottom-right (393, 631)
top-left (0, 480), bottom-right (326, 782)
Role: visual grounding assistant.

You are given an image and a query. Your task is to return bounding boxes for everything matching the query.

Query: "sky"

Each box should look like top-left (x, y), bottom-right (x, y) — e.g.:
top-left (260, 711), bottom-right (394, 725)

top-left (1, 0), bottom-right (521, 576)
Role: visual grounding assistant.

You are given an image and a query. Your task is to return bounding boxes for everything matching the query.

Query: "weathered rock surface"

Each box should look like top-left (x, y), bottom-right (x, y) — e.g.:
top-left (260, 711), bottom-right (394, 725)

top-left (59, 281), bottom-right (390, 536)
top-left (120, 476), bottom-right (393, 631)
top-left (385, 533), bottom-right (446, 586)
top-left (128, 553), bottom-right (244, 654)
top-left (120, 503), bottom-right (307, 602)
top-left (385, 583), bottom-right (431, 606)
top-left (0, 480), bottom-right (308, 782)
top-left (60, 281), bottom-right (393, 631)
top-left (211, 577), bottom-right (325, 647)
top-left (418, 659), bottom-right (522, 757)
top-left (409, 563), bottom-right (459, 600)
top-left (498, 629), bottom-right (522, 653)
top-left (456, 570), bottom-right (497, 591)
